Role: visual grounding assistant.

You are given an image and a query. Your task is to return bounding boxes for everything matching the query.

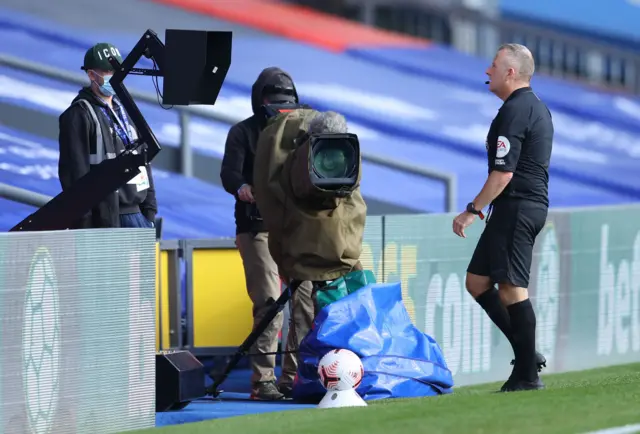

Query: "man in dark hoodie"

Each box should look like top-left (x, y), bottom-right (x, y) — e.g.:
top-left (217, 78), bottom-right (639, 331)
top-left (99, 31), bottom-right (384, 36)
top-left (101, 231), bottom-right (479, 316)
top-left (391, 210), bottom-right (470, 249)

top-left (220, 67), bottom-right (314, 401)
top-left (58, 42), bottom-right (157, 229)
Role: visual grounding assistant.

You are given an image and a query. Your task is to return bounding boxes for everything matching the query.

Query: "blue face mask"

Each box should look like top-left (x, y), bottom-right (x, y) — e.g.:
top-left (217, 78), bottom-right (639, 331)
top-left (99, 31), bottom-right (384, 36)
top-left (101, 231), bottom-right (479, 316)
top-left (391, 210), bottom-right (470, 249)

top-left (98, 74), bottom-right (115, 97)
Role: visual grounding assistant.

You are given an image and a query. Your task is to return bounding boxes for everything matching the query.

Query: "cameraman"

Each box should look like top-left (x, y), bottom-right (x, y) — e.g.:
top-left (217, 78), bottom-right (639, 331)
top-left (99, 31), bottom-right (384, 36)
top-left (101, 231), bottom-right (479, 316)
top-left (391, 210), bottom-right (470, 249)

top-left (220, 67), bottom-right (314, 400)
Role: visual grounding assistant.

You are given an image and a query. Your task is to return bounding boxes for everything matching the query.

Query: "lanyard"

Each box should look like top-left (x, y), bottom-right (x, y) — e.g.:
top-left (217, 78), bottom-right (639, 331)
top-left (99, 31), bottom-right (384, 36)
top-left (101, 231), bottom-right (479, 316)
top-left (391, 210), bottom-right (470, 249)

top-left (103, 106), bottom-right (132, 146)
top-left (97, 97), bottom-right (134, 147)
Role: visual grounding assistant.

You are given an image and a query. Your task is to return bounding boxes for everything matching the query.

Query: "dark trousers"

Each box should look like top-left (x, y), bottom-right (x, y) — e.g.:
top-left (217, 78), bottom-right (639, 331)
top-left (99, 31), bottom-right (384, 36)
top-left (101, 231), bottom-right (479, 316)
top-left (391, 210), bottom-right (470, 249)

top-left (120, 212), bottom-right (154, 229)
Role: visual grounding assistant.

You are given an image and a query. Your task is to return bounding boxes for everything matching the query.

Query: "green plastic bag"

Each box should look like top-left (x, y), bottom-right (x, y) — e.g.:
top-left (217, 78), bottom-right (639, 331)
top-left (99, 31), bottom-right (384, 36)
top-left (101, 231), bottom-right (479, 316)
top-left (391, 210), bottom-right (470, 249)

top-left (314, 269), bottom-right (377, 312)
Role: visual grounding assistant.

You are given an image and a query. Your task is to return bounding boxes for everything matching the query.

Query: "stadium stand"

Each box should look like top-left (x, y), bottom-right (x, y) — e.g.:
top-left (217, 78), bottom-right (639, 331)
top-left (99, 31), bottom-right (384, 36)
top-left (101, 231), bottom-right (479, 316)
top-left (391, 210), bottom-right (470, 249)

top-left (150, 0), bottom-right (640, 198)
top-left (150, 0), bottom-right (431, 51)
top-left (1, 4), bottom-right (639, 228)
top-left (499, 0), bottom-right (640, 50)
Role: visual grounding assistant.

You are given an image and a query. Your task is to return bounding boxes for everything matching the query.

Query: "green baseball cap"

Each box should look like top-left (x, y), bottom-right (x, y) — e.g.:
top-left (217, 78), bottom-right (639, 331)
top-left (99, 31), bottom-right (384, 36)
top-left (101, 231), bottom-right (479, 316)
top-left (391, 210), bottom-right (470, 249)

top-left (81, 42), bottom-right (123, 72)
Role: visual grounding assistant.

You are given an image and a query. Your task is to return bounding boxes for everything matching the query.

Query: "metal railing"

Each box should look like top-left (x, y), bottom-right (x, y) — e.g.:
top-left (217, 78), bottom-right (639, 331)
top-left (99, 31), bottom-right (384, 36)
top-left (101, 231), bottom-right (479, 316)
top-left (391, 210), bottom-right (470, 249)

top-left (0, 182), bottom-right (52, 207)
top-left (0, 53), bottom-right (458, 212)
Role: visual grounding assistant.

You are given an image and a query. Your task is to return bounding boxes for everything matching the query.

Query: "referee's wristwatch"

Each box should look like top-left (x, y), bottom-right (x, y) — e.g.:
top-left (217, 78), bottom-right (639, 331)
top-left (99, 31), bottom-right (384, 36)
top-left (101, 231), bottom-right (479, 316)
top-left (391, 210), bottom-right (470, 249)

top-left (466, 202), bottom-right (485, 220)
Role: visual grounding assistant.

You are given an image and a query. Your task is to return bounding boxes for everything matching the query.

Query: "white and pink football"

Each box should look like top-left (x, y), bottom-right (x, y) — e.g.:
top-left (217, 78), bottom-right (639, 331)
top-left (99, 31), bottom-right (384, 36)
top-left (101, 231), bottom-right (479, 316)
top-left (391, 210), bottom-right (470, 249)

top-left (317, 349), bottom-right (364, 391)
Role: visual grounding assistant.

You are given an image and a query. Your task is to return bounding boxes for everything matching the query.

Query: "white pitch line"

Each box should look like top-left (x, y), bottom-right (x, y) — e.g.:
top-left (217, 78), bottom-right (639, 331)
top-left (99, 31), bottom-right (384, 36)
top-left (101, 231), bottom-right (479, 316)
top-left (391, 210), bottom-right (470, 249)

top-left (583, 424), bottom-right (640, 434)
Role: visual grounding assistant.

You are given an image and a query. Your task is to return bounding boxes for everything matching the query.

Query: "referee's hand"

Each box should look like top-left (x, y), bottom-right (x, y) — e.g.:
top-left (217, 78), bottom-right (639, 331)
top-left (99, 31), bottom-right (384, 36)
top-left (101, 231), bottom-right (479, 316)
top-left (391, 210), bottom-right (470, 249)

top-left (453, 211), bottom-right (476, 238)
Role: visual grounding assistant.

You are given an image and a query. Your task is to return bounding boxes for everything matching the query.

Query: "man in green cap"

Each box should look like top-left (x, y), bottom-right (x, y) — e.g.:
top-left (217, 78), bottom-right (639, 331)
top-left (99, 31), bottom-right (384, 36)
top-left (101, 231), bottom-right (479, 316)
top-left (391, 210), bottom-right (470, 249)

top-left (58, 42), bottom-right (158, 229)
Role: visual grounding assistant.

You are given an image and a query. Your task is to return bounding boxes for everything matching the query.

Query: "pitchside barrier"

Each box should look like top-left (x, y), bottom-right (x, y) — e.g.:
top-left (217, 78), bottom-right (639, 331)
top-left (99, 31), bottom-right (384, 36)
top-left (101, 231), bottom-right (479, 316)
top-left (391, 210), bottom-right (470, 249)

top-left (0, 228), bottom-right (156, 434)
top-left (157, 203), bottom-right (640, 387)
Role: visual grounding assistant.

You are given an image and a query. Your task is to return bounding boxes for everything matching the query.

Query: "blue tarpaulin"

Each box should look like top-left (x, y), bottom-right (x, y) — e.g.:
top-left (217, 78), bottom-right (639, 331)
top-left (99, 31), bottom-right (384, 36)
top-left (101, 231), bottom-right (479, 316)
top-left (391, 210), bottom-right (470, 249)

top-left (292, 282), bottom-right (454, 402)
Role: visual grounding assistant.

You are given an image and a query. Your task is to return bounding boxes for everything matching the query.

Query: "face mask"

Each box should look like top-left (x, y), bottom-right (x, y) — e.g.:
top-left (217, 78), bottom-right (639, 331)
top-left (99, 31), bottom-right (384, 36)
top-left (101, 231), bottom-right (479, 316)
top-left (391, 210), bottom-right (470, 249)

top-left (96, 74), bottom-right (115, 97)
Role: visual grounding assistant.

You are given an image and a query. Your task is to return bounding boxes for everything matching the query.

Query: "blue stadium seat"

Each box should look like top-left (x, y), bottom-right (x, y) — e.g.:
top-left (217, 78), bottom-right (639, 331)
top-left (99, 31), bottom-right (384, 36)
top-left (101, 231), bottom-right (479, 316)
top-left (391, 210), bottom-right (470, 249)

top-left (0, 6), bottom-right (638, 216)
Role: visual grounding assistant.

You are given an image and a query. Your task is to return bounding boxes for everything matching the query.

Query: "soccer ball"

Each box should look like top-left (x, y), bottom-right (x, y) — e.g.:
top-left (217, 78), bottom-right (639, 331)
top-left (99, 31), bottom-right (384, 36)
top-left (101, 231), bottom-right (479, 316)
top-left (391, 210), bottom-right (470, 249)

top-left (317, 349), bottom-right (364, 391)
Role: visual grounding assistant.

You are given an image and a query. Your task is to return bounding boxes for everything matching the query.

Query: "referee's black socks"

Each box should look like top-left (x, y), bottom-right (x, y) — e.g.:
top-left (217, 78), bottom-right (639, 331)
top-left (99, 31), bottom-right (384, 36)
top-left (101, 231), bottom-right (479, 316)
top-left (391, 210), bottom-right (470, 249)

top-left (475, 287), bottom-right (516, 350)
top-left (507, 299), bottom-right (538, 381)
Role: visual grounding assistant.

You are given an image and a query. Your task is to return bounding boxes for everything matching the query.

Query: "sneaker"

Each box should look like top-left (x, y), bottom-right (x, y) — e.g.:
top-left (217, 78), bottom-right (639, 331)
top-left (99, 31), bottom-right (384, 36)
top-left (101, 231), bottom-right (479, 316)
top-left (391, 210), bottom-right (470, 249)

top-left (250, 381), bottom-right (285, 401)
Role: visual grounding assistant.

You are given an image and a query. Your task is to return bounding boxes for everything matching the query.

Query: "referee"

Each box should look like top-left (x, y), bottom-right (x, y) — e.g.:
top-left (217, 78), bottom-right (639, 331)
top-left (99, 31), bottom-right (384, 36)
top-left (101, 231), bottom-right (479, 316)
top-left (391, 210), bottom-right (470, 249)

top-left (452, 43), bottom-right (553, 392)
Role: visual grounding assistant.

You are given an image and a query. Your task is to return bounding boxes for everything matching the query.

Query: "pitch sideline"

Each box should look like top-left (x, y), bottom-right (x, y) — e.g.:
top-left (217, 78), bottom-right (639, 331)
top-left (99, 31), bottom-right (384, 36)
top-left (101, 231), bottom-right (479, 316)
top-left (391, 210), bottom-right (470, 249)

top-left (583, 424), bottom-right (640, 434)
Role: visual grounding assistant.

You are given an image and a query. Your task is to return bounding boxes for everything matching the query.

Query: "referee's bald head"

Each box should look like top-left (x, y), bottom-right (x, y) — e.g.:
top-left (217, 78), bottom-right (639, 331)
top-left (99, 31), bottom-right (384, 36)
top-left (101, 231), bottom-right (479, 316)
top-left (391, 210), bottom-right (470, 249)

top-left (497, 43), bottom-right (535, 83)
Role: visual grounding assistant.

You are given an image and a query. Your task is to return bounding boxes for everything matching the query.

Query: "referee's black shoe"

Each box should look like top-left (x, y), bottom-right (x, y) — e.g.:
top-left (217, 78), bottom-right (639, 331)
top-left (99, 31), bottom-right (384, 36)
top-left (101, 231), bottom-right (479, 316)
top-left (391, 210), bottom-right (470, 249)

top-left (501, 377), bottom-right (545, 392)
top-left (500, 352), bottom-right (547, 392)
top-left (512, 351), bottom-right (547, 373)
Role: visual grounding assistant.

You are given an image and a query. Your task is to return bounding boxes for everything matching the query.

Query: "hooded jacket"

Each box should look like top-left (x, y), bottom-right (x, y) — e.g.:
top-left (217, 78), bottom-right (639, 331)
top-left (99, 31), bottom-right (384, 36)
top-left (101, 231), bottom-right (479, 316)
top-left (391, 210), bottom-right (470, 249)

top-left (58, 87), bottom-right (157, 229)
top-left (220, 67), bottom-right (299, 234)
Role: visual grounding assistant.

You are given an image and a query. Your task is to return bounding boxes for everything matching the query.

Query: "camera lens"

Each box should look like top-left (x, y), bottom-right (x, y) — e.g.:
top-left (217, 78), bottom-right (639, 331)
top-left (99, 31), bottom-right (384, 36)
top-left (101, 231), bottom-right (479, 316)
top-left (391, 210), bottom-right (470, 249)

top-left (312, 139), bottom-right (356, 179)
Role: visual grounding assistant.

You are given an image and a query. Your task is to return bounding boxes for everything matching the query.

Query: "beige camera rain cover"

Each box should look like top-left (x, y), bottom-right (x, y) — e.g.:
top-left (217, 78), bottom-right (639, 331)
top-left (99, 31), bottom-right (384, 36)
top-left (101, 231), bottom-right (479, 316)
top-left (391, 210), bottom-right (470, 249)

top-left (253, 109), bottom-right (367, 283)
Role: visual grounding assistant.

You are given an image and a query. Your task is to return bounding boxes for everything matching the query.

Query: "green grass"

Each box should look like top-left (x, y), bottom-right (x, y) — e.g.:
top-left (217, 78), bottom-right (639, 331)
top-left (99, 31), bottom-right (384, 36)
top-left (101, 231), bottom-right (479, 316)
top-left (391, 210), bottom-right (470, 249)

top-left (138, 363), bottom-right (640, 434)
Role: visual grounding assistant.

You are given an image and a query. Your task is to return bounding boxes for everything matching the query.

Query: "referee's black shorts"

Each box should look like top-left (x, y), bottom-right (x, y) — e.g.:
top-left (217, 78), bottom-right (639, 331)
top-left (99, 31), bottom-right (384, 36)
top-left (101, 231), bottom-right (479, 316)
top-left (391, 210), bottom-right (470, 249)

top-left (467, 198), bottom-right (548, 288)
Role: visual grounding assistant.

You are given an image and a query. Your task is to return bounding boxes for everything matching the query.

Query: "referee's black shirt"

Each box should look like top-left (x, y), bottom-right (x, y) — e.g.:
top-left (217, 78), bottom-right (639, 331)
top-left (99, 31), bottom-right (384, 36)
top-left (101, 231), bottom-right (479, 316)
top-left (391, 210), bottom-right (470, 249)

top-left (486, 86), bottom-right (553, 207)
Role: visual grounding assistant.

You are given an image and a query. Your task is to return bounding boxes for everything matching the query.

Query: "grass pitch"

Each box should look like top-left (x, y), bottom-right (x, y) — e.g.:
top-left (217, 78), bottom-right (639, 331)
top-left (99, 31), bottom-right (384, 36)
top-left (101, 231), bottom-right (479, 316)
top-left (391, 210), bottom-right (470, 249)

top-left (140, 363), bottom-right (640, 434)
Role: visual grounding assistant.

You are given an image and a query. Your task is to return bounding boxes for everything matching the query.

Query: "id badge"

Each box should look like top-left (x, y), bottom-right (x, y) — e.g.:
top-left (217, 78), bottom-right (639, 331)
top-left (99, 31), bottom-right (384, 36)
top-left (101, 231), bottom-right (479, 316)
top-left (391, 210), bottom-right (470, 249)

top-left (127, 166), bottom-right (150, 192)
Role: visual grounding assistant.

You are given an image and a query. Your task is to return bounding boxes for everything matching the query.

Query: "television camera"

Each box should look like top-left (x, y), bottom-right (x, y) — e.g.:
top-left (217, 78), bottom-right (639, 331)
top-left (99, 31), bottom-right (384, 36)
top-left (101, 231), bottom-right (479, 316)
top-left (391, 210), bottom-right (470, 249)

top-left (206, 105), bottom-right (366, 397)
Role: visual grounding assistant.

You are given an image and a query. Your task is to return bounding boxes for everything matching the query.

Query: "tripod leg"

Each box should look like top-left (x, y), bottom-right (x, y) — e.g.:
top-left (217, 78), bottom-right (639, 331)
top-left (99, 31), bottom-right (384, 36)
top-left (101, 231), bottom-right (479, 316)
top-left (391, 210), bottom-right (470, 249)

top-left (207, 280), bottom-right (303, 396)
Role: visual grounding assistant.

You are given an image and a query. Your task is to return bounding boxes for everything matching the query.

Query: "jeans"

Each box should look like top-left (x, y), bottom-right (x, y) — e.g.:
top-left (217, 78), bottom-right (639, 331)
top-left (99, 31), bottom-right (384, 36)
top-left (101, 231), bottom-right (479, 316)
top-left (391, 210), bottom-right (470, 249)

top-left (119, 212), bottom-right (154, 229)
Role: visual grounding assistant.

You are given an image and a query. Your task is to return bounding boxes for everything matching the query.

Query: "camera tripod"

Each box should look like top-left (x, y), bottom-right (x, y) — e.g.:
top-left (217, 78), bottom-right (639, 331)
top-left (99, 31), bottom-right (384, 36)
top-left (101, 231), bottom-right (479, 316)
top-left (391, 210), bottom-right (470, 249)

top-left (206, 279), bottom-right (318, 397)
